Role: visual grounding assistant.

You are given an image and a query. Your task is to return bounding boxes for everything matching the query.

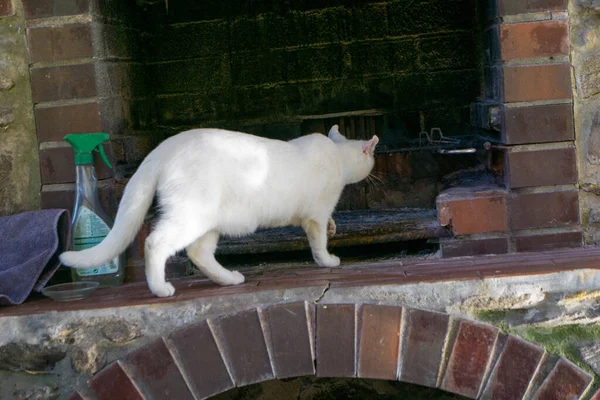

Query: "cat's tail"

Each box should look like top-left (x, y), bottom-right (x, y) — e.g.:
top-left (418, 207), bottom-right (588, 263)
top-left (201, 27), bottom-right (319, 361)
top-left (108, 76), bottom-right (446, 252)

top-left (59, 158), bottom-right (158, 269)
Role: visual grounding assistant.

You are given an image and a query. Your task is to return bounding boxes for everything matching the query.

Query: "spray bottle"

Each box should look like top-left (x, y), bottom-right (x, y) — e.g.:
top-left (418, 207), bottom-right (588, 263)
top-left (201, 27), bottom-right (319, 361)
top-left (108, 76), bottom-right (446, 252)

top-left (64, 133), bottom-right (125, 287)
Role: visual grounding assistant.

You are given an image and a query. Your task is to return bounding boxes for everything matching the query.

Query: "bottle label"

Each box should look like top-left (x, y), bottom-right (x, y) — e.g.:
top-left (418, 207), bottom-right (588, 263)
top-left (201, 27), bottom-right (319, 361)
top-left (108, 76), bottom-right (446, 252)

top-left (72, 207), bottom-right (119, 276)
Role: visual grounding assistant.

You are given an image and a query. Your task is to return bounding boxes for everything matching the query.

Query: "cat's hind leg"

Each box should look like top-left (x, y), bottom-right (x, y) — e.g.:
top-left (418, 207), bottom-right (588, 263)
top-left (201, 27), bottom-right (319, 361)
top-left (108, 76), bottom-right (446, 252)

top-left (144, 217), bottom-right (207, 297)
top-left (187, 231), bottom-right (245, 286)
top-left (302, 219), bottom-right (340, 267)
top-left (327, 217), bottom-right (336, 238)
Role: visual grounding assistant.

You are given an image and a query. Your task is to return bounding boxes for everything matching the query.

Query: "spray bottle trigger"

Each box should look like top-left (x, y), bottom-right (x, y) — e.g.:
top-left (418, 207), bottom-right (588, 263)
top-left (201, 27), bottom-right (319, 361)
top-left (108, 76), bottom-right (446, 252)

top-left (95, 144), bottom-right (112, 169)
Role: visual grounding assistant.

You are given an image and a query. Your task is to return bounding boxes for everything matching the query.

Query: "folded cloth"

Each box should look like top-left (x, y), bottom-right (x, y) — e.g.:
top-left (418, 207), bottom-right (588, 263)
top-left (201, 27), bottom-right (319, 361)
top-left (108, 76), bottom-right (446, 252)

top-left (0, 209), bottom-right (71, 305)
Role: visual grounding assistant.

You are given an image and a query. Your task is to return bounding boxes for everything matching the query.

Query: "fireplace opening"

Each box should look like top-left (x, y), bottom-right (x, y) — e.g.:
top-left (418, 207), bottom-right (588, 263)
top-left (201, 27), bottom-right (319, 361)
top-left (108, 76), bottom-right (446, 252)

top-left (92, 0), bottom-right (500, 267)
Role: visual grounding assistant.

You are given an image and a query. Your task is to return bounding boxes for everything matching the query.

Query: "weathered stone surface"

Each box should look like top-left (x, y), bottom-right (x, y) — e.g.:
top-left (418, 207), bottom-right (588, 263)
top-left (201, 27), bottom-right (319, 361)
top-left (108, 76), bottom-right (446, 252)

top-left (0, 343), bottom-right (66, 373)
top-left (101, 321), bottom-right (141, 344)
top-left (14, 385), bottom-right (59, 400)
top-left (70, 344), bottom-right (106, 375)
top-left (0, 106), bottom-right (14, 126)
top-left (0, 74), bottom-right (13, 90)
top-left (586, 110), bottom-right (600, 165)
top-left (580, 343), bottom-right (600, 375)
top-left (0, 0), bottom-right (40, 216)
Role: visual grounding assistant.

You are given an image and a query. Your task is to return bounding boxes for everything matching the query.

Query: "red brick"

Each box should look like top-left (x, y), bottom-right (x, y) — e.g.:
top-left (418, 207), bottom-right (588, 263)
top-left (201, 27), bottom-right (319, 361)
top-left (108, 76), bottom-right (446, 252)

top-left (265, 302), bottom-right (315, 379)
top-left (509, 190), bottom-right (580, 230)
top-left (503, 64), bottom-right (572, 103)
top-left (441, 320), bottom-right (499, 398)
top-left (90, 362), bottom-right (143, 400)
top-left (515, 231), bottom-right (583, 252)
top-left (480, 336), bottom-right (544, 400)
top-left (399, 309), bottom-right (449, 387)
top-left (500, 21), bottom-right (569, 60)
top-left (498, 0), bottom-right (568, 15)
top-left (35, 103), bottom-right (102, 142)
top-left (210, 309), bottom-right (274, 386)
top-left (30, 64), bottom-right (96, 103)
top-left (22, 0), bottom-right (88, 18)
top-left (532, 358), bottom-right (593, 400)
top-left (40, 179), bottom-right (116, 215)
top-left (505, 148), bottom-right (577, 188)
top-left (437, 188), bottom-right (508, 235)
top-left (503, 104), bottom-right (574, 144)
top-left (316, 304), bottom-right (356, 378)
top-left (441, 237), bottom-right (509, 258)
top-left (124, 338), bottom-right (194, 400)
top-left (168, 320), bottom-right (234, 399)
top-left (0, 0), bottom-right (13, 17)
top-left (357, 304), bottom-right (402, 380)
top-left (39, 144), bottom-right (114, 185)
top-left (28, 24), bottom-right (93, 63)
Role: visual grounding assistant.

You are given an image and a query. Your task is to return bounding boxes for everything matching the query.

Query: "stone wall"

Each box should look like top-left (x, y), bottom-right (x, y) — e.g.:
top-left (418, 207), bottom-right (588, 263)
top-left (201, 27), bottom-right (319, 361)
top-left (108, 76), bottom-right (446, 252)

top-left (4, 269), bottom-right (600, 399)
top-left (571, 0), bottom-right (600, 245)
top-left (147, 0), bottom-right (482, 139)
top-left (0, 0), bottom-right (40, 216)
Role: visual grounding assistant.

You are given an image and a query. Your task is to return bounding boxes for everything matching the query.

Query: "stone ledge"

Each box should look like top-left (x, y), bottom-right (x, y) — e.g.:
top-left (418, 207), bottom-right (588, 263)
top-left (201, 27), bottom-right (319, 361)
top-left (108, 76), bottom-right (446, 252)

top-left (4, 246), bottom-right (600, 318)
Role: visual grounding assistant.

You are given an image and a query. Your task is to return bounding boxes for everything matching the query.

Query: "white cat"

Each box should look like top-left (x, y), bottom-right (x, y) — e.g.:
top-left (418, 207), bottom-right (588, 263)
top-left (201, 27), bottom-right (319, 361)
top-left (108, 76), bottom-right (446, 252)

top-left (59, 125), bottom-right (378, 297)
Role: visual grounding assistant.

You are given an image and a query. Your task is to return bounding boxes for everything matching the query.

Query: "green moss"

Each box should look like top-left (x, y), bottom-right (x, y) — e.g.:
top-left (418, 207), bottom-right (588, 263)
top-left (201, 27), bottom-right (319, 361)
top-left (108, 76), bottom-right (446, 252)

top-left (473, 309), bottom-right (508, 326)
top-left (516, 324), bottom-right (600, 395)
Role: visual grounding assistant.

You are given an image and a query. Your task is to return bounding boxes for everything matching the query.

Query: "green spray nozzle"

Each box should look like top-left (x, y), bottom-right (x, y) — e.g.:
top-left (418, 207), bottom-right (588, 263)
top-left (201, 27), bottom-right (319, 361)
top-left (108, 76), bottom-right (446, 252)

top-left (64, 133), bottom-right (112, 168)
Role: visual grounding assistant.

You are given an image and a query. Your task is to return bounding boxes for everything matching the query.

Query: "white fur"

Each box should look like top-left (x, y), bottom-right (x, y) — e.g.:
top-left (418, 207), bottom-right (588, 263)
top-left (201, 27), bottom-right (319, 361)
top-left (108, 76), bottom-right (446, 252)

top-left (60, 125), bottom-right (378, 297)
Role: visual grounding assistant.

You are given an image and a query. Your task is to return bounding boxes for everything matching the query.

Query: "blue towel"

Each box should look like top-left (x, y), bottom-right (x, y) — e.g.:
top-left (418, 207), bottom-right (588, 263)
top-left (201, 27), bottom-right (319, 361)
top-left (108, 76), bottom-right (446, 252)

top-left (0, 209), bottom-right (71, 305)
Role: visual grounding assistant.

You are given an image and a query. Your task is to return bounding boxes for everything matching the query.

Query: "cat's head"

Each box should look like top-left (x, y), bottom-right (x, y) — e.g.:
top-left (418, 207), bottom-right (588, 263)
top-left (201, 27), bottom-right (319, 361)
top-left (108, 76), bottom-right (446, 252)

top-left (328, 124), bottom-right (379, 184)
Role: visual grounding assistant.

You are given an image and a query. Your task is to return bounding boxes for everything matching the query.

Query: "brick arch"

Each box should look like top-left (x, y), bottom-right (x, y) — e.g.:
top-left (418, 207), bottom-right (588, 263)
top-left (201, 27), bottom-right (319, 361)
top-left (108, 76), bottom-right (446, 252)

top-left (68, 302), bottom-right (593, 400)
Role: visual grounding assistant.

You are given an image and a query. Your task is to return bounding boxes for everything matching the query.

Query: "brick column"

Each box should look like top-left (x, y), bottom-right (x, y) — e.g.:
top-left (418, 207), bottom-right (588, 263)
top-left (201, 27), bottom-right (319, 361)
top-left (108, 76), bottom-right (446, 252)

top-left (439, 0), bottom-right (582, 256)
top-left (22, 0), bottom-right (117, 215)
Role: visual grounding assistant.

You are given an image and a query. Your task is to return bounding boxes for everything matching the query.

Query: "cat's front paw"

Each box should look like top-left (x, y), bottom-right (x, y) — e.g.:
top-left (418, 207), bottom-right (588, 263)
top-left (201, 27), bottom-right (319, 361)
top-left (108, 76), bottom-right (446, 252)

top-left (316, 254), bottom-right (340, 268)
top-left (149, 281), bottom-right (176, 297)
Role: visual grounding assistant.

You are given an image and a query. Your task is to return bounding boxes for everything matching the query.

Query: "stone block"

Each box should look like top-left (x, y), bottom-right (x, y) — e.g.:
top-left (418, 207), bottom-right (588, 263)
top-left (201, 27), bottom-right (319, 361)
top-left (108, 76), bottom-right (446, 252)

top-left (40, 179), bottom-right (115, 214)
top-left (168, 320), bottom-right (234, 399)
top-left (210, 309), bottom-right (274, 386)
top-left (30, 64), bottom-right (96, 103)
top-left (503, 63), bottom-right (572, 103)
top-left (515, 231), bottom-right (583, 252)
top-left (35, 103), bottom-right (101, 143)
top-left (509, 190), bottom-right (580, 230)
top-left (503, 103), bottom-right (574, 144)
top-left (441, 320), bottom-right (499, 398)
top-left (90, 362), bottom-right (143, 400)
top-left (500, 20), bottom-right (569, 60)
top-left (505, 147), bottom-right (577, 188)
top-left (357, 304), bottom-right (402, 380)
top-left (388, 0), bottom-right (473, 36)
top-left (316, 304), bottom-right (356, 378)
top-left (399, 309), bottom-right (449, 387)
top-left (532, 358), bottom-right (593, 400)
top-left (441, 237), bottom-right (509, 258)
top-left (480, 336), bottom-right (544, 399)
top-left (123, 338), bottom-right (194, 399)
top-left (437, 188), bottom-right (508, 235)
top-left (498, 0), bottom-right (568, 16)
top-left (22, 0), bottom-right (89, 19)
top-left (418, 33), bottom-right (477, 71)
top-left (264, 302), bottom-right (315, 379)
top-left (28, 24), bottom-right (93, 63)
top-left (39, 144), bottom-right (114, 184)
top-left (154, 21), bottom-right (228, 61)
top-left (0, 0), bottom-right (13, 17)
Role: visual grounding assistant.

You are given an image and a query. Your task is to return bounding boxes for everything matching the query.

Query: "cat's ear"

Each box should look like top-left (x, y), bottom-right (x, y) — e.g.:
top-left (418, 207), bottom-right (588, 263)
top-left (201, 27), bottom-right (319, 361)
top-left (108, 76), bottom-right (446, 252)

top-left (362, 135), bottom-right (379, 155)
top-left (328, 125), bottom-right (347, 143)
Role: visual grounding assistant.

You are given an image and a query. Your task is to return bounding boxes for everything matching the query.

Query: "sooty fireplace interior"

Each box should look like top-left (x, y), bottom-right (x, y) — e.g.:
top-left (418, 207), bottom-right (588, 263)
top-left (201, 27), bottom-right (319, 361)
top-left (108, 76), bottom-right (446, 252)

top-left (26, 0), bottom-right (582, 278)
